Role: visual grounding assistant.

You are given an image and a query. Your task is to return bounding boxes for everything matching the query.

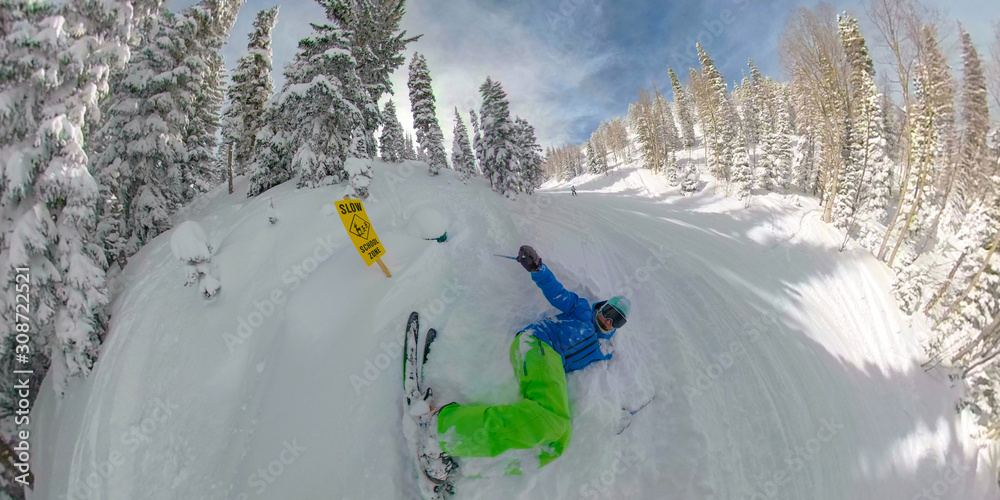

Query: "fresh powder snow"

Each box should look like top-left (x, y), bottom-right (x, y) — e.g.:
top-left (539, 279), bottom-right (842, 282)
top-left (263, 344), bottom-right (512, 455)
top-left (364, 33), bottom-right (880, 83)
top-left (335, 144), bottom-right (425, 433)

top-left (30, 159), bottom-right (1000, 499)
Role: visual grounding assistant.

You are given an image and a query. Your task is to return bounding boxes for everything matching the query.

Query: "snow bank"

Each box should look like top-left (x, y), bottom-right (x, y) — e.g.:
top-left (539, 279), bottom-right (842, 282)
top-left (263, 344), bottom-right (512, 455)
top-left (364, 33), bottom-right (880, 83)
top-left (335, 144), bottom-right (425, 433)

top-left (30, 161), bottom-right (999, 500)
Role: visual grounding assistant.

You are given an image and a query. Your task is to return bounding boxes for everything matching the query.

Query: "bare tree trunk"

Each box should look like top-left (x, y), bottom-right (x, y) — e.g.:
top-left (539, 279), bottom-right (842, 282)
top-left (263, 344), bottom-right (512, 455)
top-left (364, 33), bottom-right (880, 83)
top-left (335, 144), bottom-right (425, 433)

top-left (955, 312), bottom-right (1000, 369)
top-left (933, 229), bottom-right (1000, 328)
top-left (879, 147), bottom-right (913, 260)
top-left (227, 142), bottom-right (234, 195)
top-left (924, 250), bottom-right (968, 314)
top-left (920, 143), bottom-right (962, 254)
top-left (887, 171), bottom-right (926, 267)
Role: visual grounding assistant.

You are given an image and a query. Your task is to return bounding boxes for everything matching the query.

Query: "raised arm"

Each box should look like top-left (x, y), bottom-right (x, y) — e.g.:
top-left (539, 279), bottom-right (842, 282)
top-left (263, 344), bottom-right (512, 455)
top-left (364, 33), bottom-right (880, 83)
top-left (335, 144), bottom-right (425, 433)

top-left (530, 263), bottom-right (590, 317)
top-left (516, 245), bottom-right (590, 318)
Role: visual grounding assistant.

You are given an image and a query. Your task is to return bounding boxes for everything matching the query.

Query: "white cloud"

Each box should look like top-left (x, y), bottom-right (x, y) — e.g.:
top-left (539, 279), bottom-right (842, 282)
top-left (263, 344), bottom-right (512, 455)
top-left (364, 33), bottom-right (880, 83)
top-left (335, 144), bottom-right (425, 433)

top-left (385, 1), bottom-right (616, 151)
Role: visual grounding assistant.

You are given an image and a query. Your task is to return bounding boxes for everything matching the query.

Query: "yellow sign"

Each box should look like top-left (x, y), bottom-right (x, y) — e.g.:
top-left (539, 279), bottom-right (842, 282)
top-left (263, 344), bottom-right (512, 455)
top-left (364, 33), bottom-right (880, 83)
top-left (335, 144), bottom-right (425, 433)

top-left (335, 199), bottom-right (386, 267)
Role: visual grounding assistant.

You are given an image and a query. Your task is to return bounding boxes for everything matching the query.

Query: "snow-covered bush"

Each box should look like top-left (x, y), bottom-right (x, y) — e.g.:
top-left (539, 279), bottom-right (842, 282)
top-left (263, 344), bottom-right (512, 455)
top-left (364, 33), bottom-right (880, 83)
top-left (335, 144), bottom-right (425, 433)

top-left (170, 221), bottom-right (220, 297)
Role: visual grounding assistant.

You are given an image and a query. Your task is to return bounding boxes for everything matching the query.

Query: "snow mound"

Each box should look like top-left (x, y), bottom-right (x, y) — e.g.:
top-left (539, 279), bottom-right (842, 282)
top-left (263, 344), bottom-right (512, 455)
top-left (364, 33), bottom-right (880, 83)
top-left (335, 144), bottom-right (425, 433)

top-left (169, 220), bottom-right (211, 263)
top-left (407, 205), bottom-right (448, 240)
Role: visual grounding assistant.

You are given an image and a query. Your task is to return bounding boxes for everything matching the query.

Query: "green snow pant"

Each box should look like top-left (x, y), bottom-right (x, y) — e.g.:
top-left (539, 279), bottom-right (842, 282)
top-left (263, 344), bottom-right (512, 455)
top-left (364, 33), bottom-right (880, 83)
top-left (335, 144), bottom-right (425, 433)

top-left (437, 331), bottom-right (572, 470)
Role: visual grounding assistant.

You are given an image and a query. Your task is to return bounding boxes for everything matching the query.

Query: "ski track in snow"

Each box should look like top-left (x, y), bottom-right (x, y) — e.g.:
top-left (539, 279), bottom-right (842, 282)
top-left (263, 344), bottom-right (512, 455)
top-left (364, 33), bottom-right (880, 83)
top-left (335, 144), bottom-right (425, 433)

top-left (30, 161), bottom-right (999, 500)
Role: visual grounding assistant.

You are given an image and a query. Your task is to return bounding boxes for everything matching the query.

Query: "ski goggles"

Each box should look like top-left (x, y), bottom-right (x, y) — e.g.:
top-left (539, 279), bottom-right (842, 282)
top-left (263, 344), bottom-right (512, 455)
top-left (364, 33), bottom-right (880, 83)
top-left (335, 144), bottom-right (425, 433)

top-left (599, 302), bottom-right (627, 329)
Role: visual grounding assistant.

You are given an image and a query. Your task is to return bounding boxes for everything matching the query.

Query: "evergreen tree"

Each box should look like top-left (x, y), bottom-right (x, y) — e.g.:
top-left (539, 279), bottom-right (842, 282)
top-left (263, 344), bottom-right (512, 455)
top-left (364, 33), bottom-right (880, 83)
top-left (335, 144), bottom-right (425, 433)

top-left (322, 0), bottom-right (419, 159)
top-left (760, 80), bottom-right (793, 191)
top-left (654, 88), bottom-right (680, 181)
top-left (451, 108), bottom-right (477, 181)
top-left (514, 117), bottom-right (544, 194)
top-left (630, 89), bottom-right (666, 174)
top-left (182, 0), bottom-right (246, 202)
top-left (94, 0), bottom-right (242, 257)
top-left (222, 7), bottom-right (278, 176)
top-left (696, 44), bottom-right (733, 184)
top-left (408, 53), bottom-right (448, 174)
top-left (278, 7), bottom-right (371, 195)
top-left (732, 144), bottom-right (753, 205)
top-left (669, 67), bottom-right (697, 149)
top-left (0, 0), bottom-right (161, 412)
top-left (247, 102), bottom-right (295, 197)
top-left (884, 23), bottom-right (959, 268)
top-left (680, 155), bottom-right (700, 195)
top-left (469, 108), bottom-right (483, 169)
top-left (587, 140), bottom-right (600, 174)
top-left (788, 70), bottom-right (825, 195)
top-left (743, 64), bottom-right (765, 177)
top-left (954, 27), bottom-right (992, 216)
top-left (889, 70), bottom-right (939, 267)
top-left (834, 14), bottom-right (892, 250)
top-left (93, 12), bottom-right (183, 258)
top-left (380, 100), bottom-right (406, 162)
top-left (402, 132), bottom-right (417, 160)
top-left (477, 77), bottom-right (520, 197)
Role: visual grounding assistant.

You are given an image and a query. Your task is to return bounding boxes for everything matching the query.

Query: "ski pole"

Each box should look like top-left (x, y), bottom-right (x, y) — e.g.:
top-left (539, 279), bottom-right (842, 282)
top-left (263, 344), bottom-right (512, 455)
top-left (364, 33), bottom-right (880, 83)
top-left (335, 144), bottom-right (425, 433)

top-left (493, 254), bottom-right (518, 260)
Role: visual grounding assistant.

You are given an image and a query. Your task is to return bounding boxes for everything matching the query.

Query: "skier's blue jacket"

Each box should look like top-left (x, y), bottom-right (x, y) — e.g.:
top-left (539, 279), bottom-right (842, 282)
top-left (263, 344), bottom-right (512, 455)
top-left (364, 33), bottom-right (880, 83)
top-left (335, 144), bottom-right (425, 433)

top-left (524, 262), bottom-right (616, 372)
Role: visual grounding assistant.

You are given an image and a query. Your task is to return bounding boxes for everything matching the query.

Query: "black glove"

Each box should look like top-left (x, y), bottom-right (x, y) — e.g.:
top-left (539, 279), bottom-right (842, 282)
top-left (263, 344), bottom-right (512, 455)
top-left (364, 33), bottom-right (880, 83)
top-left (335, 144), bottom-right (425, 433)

top-left (516, 245), bottom-right (541, 272)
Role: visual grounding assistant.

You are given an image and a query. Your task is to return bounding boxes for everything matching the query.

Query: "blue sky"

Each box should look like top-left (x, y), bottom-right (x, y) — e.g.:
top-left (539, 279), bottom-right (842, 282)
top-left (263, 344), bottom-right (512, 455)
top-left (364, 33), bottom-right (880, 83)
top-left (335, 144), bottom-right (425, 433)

top-left (172, 0), bottom-right (997, 149)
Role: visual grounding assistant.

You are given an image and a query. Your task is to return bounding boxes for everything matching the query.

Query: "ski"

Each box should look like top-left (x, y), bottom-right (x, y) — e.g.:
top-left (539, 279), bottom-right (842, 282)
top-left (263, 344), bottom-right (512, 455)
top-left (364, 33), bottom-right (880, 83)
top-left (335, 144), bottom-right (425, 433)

top-left (420, 328), bottom-right (437, 389)
top-left (402, 313), bottom-right (454, 499)
top-left (404, 312), bottom-right (421, 405)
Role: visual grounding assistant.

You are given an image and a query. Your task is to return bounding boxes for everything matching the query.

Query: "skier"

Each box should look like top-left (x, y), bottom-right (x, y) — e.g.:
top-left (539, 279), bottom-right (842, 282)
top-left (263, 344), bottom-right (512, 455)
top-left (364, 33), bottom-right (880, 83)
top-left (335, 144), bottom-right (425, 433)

top-left (411, 245), bottom-right (631, 476)
top-left (571, 185), bottom-right (577, 196)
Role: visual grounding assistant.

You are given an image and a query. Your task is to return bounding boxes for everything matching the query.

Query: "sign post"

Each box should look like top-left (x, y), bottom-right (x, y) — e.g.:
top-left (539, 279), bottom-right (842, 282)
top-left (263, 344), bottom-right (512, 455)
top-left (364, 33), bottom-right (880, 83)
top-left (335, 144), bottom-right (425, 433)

top-left (336, 196), bottom-right (390, 277)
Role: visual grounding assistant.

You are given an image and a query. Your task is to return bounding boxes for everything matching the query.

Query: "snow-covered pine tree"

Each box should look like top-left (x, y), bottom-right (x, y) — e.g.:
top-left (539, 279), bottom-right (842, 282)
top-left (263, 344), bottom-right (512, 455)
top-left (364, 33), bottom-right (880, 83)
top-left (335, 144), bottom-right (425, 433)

top-left (789, 70), bottom-right (823, 194)
top-left (631, 89), bottom-right (664, 174)
top-left (403, 132), bottom-right (417, 160)
top-left (514, 117), bottom-right (544, 194)
top-left (586, 140), bottom-right (600, 175)
top-left (451, 108), bottom-right (477, 181)
top-left (324, 0), bottom-right (419, 159)
top-left (887, 23), bottom-right (963, 269)
top-left (247, 101), bottom-right (294, 197)
top-left (598, 138), bottom-right (611, 174)
top-left (761, 79), bottom-right (793, 191)
top-left (469, 108), bottom-right (483, 172)
top-left (477, 77), bottom-right (521, 197)
top-left (0, 0), bottom-right (161, 414)
top-left (669, 66), bottom-right (696, 149)
top-left (734, 75), bottom-right (762, 191)
top-left (653, 87), bottom-right (680, 182)
top-left (696, 44), bottom-right (734, 184)
top-left (742, 64), bottom-right (765, 189)
top-left (182, 0), bottom-right (246, 202)
top-left (834, 13), bottom-right (892, 250)
top-left (595, 122), bottom-right (614, 173)
top-left (93, 12), bottom-right (181, 258)
top-left (697, 44), bottom-right (731, 184)
top-left (221, 7), bottom-right (278, 176)
top-left (278, 8), bottom-right (370, 195)
top-left (732, 144), bottom-right (753, 205)
top-left (96, 0), bottom-right (244, 243)
top-left (952, 27), bottom-right (992, 220)
top-left (380, 100), bottom-right (406, 163)
top-left (887, 69), bottom-right (939, 268)
top-left (926, 197), bottom-right (1000, 432)
top-left (680, 154), bottom-right (700, 195)
top-left (408, 53), bottom-right (448, 174)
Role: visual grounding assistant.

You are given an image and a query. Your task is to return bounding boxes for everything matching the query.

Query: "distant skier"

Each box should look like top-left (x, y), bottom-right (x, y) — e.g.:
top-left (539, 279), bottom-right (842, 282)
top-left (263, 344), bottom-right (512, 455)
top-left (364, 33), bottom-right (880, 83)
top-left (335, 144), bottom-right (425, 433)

top-left (571, 185), bottom-right (577, 196)
top-left (411, 245), bottom-right (631, 475)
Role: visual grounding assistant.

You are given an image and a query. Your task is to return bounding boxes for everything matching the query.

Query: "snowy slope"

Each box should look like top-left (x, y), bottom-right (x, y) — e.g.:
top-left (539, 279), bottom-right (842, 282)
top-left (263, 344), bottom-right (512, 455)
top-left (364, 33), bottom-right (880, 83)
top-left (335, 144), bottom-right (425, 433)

top-left (31, 160), bottom-right (1000, 499)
